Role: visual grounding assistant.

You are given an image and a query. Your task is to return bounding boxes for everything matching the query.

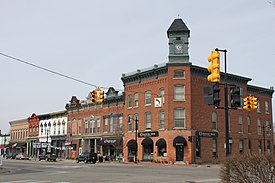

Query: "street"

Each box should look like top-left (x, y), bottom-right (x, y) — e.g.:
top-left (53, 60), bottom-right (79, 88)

top-left (0, 159), bottom-right (221, 183)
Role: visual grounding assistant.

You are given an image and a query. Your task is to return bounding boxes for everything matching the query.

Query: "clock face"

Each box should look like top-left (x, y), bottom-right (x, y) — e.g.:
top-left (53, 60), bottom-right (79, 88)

top-left (175, 44), bottom-right (183, 53)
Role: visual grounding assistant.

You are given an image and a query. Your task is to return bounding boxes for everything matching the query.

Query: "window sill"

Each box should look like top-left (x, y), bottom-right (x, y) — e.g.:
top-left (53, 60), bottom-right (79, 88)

top-left (173, 77), bottom-right (185, 80)
top-left (173, 127), bottom-right (185, 130)
top-left (144, 104), bottom-right (152, 107)
top-left (173, 99), bottom-right (185, 102)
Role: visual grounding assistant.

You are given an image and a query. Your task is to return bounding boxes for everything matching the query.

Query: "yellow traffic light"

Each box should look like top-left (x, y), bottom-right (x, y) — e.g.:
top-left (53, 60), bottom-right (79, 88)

top-left (250, 96), bottom-right (258, 110)
top-left (91, 90), bottom-right (97, 104)
top-left (243, 96), bottom-right (252, 110)
top-left (97, 90), bottom-right (104, 104)
top-left (207, 51), bottom-right (220, 83)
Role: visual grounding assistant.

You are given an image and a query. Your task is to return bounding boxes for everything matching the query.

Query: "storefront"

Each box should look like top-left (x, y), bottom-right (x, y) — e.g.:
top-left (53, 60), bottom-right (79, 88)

top-left (97, 137), bottom-right (123, 161)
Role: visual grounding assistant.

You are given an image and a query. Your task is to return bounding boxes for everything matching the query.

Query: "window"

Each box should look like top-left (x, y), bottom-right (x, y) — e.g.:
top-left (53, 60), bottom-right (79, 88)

top-left (128, 95), bottom-right (133, 108)
top-left (212, 138), bottom-right (217, 158)
top-left (248, 139), bottom-right (252, 153)
top-left (145, 91), bottom-right (151, 105)
top-left (257, 99), bottom-right (261, 113)
top-left (134, 114), bottom-right (138, 131)
top-left (266, 120), bottom-right (271, 135)
top-left (85, 119), bottom-right (89, 133)
top-left (134, 93), bottom-right (138, 107)
top-left (174, 70), bottom-right (185, 78)
top-left (96, 118), bottom-right (100, 133)
top-left (159, 111), bottom-right (165, 129)
top-left (212, 112), bottom-right (217, 130)
top-left (62, 124), bottom-right (65, 134)
top-left (267, 140), bottom-right (271, 153)
top-left (110, 116), bottom-right (115, 133)
top-left (104, 118), bottom-right (109, 133)
top-left (118, 116), bottom-right (122, 132)
top-left (145, 112), bottom-right (151, 130)
top-left (128, 115), bottom-right (132, 131)
top-left (265, 101), bottom-right (269, 114)
top-left (259, 139), bottom-right (262, 153)
top-left (257, 118), bottom-right (262, 134)
top-left (174, 85), bottom-right (185, 100)
top-left (90, 118), bottom-right (95, 134)
top-left (239, 139), bottom-right (244, 153)
top-left (78, 126), bottom-right (81, 135)
top-left (247, 117), bottom-right (251, 133)
top-left (238, 116), bottom-right (243, 132)
top-left (156, 139), bottom-right (167, 157)
top-left (174, 108), bottom-right (185, 128)
top-left (159, 88), bottom-right (165, 104)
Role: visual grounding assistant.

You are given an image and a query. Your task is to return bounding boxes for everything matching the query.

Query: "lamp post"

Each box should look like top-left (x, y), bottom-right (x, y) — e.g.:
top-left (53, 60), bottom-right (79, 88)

top-left (128, 115), bottom-right (138, 164)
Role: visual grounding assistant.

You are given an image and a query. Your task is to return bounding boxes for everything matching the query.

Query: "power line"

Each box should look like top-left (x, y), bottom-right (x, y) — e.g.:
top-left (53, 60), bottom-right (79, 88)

top-left (0, 52), bottom-right (98, 88)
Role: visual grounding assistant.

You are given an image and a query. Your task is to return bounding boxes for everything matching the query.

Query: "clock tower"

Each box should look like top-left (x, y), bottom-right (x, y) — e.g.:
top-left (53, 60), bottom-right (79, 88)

top-left (167, 18), bottom-right (190, 63)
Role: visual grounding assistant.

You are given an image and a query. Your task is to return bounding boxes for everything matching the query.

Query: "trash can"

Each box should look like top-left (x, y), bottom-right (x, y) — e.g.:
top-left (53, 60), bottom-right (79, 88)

top-left (99, 156), bottom-right (103, 163)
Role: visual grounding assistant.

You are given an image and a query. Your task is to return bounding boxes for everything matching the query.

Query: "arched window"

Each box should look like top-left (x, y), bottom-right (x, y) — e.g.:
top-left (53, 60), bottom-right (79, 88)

top-left (156, 138), bottom-right (167, 157)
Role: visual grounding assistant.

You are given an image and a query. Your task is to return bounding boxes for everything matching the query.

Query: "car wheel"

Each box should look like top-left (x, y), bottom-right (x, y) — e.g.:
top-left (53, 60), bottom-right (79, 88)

top-left (46, 158), bottom-right (48, 161)
top-left (76, 159), bottom-right (79, 163)
top-left (84, 159), bottom-right (88, 164)
top-left (38, 159), bottom-right (41, 161)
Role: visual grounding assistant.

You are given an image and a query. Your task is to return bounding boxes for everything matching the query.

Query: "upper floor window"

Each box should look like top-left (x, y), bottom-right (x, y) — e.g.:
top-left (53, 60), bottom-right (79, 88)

top-left (212, 112), bottom-right (217, 130)
top-left (174, 85), bottom-right (185, 100)
top-left (174, 70), bottom-right (185, 78)
top-left (239, 139), bottom-right (244, 153)
top-left (104, 118), bottom-right (109, 133)
top-left (257, 118), bottom-right (262, 135)
top-left (134, 93), bottom-right (138, 107)
top-left (145, 112), bottom-right (151, 130)
top-left (128, 115), bottom-right (132, 131)
top-left (266, 120), bottom-right (271, 135)
top-left (247, 116), bottom-right (251, 133)
top-left (128, 95), bottom-right (133, 108)
top-left (257, 99), bottom-right (261, 113)
top-left (118, 116), bottom-right (123, 132)
top-left (110, 116), bottom-right (115, 133)
top-left (90, 118), bottom-right (95, 134)
top-left (174, 108), bottom-right (185, 128)
top-left (159, 88), bottom-right (165, 104)
top-left (85, 119), bottom-right (89, 133)
top-left (265, 101), bottom-right (269, 114)
top-left (159, 110), bottom-right (165, 129)
top-left (145, 91), bottom-right (152, 105)
top-left (96, 118), bottom-right (101, 133)
top-left (238, 116), bottom-right (243, 132)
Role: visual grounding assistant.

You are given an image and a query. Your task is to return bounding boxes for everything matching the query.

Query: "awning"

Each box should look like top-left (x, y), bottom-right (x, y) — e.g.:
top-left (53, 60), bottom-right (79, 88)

top-left (156, 138), bottom-right (166, 147)
top-left (15, 142), bottom-right (27, 148)
top-left (127, 139), bottom-right (137, 149)
top-left (173, 136), bottom-right (187, 146)
top-left (6, 142), bottom-right (16, 148)
top-left (141, 137), bottom-right (153, 146)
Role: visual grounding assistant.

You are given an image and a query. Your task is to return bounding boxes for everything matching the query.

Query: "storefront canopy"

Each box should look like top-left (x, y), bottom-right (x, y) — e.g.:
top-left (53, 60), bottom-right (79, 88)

top-left (141, 137), bottom-right (153, 146)
top-left (173, 136), bottom-right (187, 146)
top-left (156, 138), bottom-right (166, 147)
top-left (127, 139), bottom-right (137, 149)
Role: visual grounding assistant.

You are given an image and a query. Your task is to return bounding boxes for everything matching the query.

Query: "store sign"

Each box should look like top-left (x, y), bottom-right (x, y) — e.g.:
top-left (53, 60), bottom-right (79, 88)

top-left (138, 131), bottom-right (159, 138)
top-left (196, 131), bottom-right (218, 138)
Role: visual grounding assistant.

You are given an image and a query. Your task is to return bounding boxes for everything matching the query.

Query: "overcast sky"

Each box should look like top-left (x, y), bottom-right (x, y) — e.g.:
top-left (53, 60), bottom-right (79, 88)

top-left (0, 1), bottom-right (274, 134)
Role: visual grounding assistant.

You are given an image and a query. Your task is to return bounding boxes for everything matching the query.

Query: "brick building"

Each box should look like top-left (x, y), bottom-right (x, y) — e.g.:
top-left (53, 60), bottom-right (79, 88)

top-left (66, 18), bottom-right (273, 164)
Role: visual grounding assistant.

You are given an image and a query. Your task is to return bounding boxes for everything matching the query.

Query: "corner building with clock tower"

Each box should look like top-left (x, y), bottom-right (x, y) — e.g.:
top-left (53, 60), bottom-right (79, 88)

top-left (121, 18), bottom-right (274, 164)
top-left (65, 18), bottom-right (273, 164)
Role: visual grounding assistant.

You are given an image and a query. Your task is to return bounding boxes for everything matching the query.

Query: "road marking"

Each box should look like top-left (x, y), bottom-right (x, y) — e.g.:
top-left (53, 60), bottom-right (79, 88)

top-left (0, 180), bottom-right (71, 183)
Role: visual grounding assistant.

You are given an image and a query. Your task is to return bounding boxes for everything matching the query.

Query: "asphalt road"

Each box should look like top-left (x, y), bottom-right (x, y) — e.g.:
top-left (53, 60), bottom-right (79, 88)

top-left (0, 159), bottom-right (221, 183)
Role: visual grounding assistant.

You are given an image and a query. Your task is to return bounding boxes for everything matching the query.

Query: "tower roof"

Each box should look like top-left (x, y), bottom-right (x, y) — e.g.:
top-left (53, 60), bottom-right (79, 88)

top-left (167, 18), bottom-right (190, 37)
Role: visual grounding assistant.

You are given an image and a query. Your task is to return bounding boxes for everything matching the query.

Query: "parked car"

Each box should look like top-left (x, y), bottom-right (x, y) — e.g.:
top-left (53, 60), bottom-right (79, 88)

top-left (76, 152), bottom-right (97, 164)
top-left (15, 153), bottom-right (29, 160)
top-left (38, 153), bottom-right (57, 161)
top-left (5, 152), bottom-right (17, 159)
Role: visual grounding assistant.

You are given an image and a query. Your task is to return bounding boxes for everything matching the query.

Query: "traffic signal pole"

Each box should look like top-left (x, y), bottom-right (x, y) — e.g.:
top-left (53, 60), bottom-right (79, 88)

top-left (215, 48), bottom-right (230, 156)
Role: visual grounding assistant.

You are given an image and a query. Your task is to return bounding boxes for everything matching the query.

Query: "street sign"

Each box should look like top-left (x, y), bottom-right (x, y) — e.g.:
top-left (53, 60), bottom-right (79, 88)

top-left (196, 131), bottom-right (218, 138)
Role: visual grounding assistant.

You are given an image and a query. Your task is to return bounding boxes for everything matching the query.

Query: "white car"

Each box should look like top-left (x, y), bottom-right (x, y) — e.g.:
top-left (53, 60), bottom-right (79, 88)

top-left (15, 153), bottom-right (29, 160)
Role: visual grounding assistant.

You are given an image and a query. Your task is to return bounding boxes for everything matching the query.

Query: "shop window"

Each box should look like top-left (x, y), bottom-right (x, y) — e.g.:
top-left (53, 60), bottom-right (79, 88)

top-left (212, 138), bottom-right (217, 158)
top-left (156, 138), bottom-right (167, 157)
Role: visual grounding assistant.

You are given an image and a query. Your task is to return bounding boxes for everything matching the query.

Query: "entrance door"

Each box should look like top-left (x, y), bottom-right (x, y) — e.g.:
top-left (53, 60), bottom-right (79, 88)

top-left (176, 145), bottom-right (184, 161)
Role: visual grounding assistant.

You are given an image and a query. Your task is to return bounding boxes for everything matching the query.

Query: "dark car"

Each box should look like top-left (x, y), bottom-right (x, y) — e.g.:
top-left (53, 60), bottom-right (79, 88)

top-left (5, 152), bottom-right (17, 159)
top-left (76, 152), bottom-right (97, 164)
top-left (38, 153), bottom-right (57, 161)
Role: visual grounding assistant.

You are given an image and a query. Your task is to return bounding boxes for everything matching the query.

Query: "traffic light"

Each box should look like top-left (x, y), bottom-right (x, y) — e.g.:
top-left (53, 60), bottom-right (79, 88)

top-left (207, 51), bottom-right (220, 83)
top-left (250, 96), bottom-right (258, 110)
top-left (213, 83), bottom-right (221, 107)
top-left (91, 90), bottom-right (97, 104)
top-left (243, 96), bottom-right (252, 110)
top-left (203, 83), bottom-right (220, 107)
top-left (230, 86), bottom-right (241, 108)
top-left (97, 89), bottom-right (104, 104)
